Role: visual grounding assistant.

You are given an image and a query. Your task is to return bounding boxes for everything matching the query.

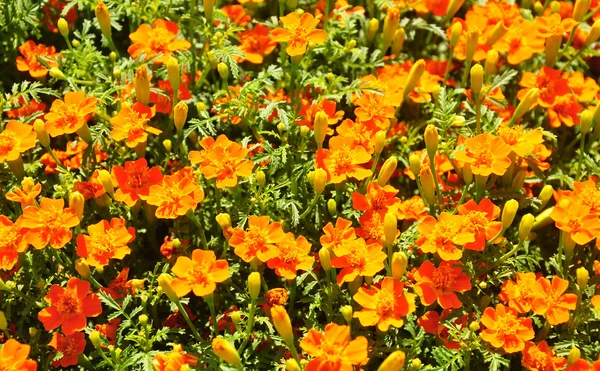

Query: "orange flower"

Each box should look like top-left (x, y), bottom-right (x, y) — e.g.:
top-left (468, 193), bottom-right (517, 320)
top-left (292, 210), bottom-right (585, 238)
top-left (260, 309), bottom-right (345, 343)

top-left (453, 133), bottom-right (512, 177)
top-left (6, 97), bottom-right (47, 121)
top-left (457, 198), bottom-right (502, 251)
top-left (547, 94), bottom-right (583, 128)
top-left (356, 211), bottom-right (385, 242)
top-left (0, 216), bottom-right (29, 271)
top-left (550, 199), bottom-right (600, 245)
top-left (0, 338), bottom-right (37, 370)
top-left (496, 125), bottom-right (545, 158)
top-left (353, 92), bottom-right (397, 130)
top-left (72, 169), bottom-right (106, 200)
top-left (44, 92), bottom-right (97, 137)
top-left (0, 121), bottom-right (37, 163)
top-left (522, 341), bottom-right (567, 371)
top-left (336, 119), bottom-right (377, 154)
top-left (48, 332), bottom-right (86, 368)
top-left (567, 71), bottom-right (600, 103)
top-left (238, 24), bottom-right (278, 64)
top-left (112, 158), bottom-right (164, 207)
top-left (565, 359), bottom-right (600, 371)
top-left (170, 249), bottom-right (230, 297)
top-left (267, 233), bottom-right (315, 279)
top-left (416, 212), bottom-right (474, 261)
top-left (150, 76), bottom-right (193, 114)
top-left (480, 304), bottom-right (535, 353)
top-left (570, 180), bottom-right (600, 214)
top-left (316, 135), bottom-right (372, 183)
top-left (152, 344), bottom-right (199, 371)
top-left (110, 102), bottom-right (161, 148)
top-left (229, 215), bottom-right (286, 263)
top-left (38, 277), bottom-right (102, 335)
top-left (5, 177), bottom-right (41, 209)
top-left (296, 98), bottom-right (344, 131)
top-left (448, 18), bottom-right (489, 62)
top-left (320, 217), bottom-right (356, 256)
top-left (76, 218), bottom-right (136, 268)
top-left (16, 40), bottom-right (60, 78)
top-left (271, 12), bottom-right (327, 56)
top-left (394, 196), bottom-right (428, 222)
top-left (352, 182), bottom-right (399, 215)
top-left (146, 168), bottom-right (204, 219)
top-left (413, 260), bottom-right (472, 309)
top-left (95, 319), bottom-right (121, 346)
top-left (21, 197), bottom-right (80, 249)
top-left (492, 20), bottom-right (544, 65)
top-left (517, 67), bottom-right (570, 108)
top-left (498, 272), bottom-right (541, 314)
top-left (100, 268), bottom-right (140, 300)
top-left (536, 13), bottom-right (578, 39)
top-left (330, 237), bottom-right (386, 284)
top-left (300, 323), bottom-right (369, 370)
top-left (353, 277), bottom-right (415, 331)
top-left (417, 309), bottom-right (471, 350)
top-left (128, 19), bottom-right (191, 63)
top-left (530, 276), bottom-right (577, 325)
top-left (221, 5), bottom-right (252, 27)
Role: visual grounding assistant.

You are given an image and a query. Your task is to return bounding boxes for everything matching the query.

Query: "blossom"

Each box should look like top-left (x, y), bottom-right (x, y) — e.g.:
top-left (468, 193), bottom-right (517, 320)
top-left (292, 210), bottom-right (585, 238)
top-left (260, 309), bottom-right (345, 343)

top-left (229, 215), bottom-right (286, 263)
top-left (530, 276), bottom-right (577, 325)
top-left (76, 218), bottom-right (136, 268)
top-left (100, 268), bottom-right (141, 300)
top-left (267, 233), bottom-right (315, 279)
top-left (517, 67), bottom-right (570, 108)
top-left (320, 217), bottom-right (356, 256)
top-left (48, 332), bottom-right (86, 368)
top-left (336, 119), bottom-right (377, 153)
top-left (492, 20), bottom-right (544, 65)
top-left (0, 121), bottom-right (37, 163)
top-left (521, 341), bottom-right (567, 371)
top-left (112, 158), bottom-right (164, 207)
top-left (72, 169), bottom-right (106, 200)
top-left (547, 94), bottom-right (583, 128)
top-left (416, 212), bottom-right (474, 261)
top-left (495, 125), bottom-right (545, 158)
top-left (21, 197), bottom-right (80, 249)
top-left (453, 133), bottom-right (512, 177)
top-left (535, 13), bottom-right (578, 38)
top-left (6, 97), bottom-right (47, 121)
top-left (221, 5), bottom-right (252, 27)
top-left (394, 196), bottom-right (428, 222)
top-left (448, 17), bottom-right (489, 62)
top-left (95, 319), bottom-right (121, 346)
top-left (44, 92), bottom-right (97, 137)
top-left (353, 277), bottom-right (416, 331)
top-left (38, 277), bottom-right (102, 335)
top-left (170, 249), bottom-right (230, 297)
top-left (316, 135), bottom-right (372, 183)
top-left (480, 304), bottom-right (535, 353)
top-left (0, 338), bottom-right (37, 370)
top-left (0, 216), bottom-right (29, 271)
top-left (498, 272), bottom-right (541, 313)
top-left (550, 199), bottom-right (600, 245)
top-left (457, 198), bottom-right (503, 251)
top-left (272, 12), bottom-right (327, 56)
top-left (352, 182), bottom-right (399, 215)
top-left (296, 98), bottom-right (344, 131)
top-left (353, 92), bottom-right (397, 130)
top-left (146, 168), bottom-right (204, 219)
top-left (110, 102), bottom-right (161, 148)
top-left (417, 309), bottom-right (471, 350)
top-left (16, 40), bottom-right (60, 78)
top-left (150, 76), bottom-right (193, 114)
top-left (152, 344), bottom-right (199, 371)
top-left (6, 177), bottom-right (42, 208)
top-left (300, 323), bottom-right (369, 370)
top-left (330, 237), bottom-right (386, 284)
top-left (356, 211), bottom-right (385, 242)
top-left (413, 260), bottom-right (472, 309)
top-left (238, 24), bottom-right (278, 64)
top-left (567, 71), bottom-right (600, 103)
top-left (128, 19), bottom-right (191, 63)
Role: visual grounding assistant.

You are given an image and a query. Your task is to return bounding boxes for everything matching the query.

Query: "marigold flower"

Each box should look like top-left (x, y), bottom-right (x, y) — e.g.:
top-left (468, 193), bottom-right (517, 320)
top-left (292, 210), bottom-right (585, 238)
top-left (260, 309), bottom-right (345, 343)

top-left (128, 19), bottom-right (191, 63)
top-left (300, 323), bottom-right (369, 370)
top-left (330, 237), bottom-right (386, 284)
top-left (229, 215), bottom-right (286, 263)
top-left (522, 341), bottom-right (567, 371)
top-left (72, 169), bottom-right (107, 200)
top-left (76, 218), bottom-right (136, 268)
top-left (0, 121), bottom-right (37, 164)
top-left (0, 215), bottom-right (29, 271)
top-left (112, 158), bottom-right (163, 207)
top-left (356, 211), bottom-right (385, 242)
top-left (48, 332), bottom-right (86, 368)
top-left (5, 177), bottom-right (41, 209)
top-left (492, 20), bottom-right (544, 65)
top-left (352, 182), bottom-right (399, 215)
top-left (550, 200), bottom-right (600, 245)
top-left (530, 276), bottom-right (577, 325)
top-left (21, 197), bottom-right (80, 249)
top-left (150, 76), bottom-right (193, 114)
top-left (316, 136), bottom-right (372, 183)
top-left (498, 272), bottom-right (541, 314)
top-left (100, 268), bottom-right (141, 300)
top-left (320, 217), bottom-right (356, 256)
top-left (267, 233), bottom-right (315, 280)
top-left (496, 125), bottom-right (545, 158)
top-left (16, 40), bottom-right (60, 78)
top-left (413, 260), bottom-right (472, 309)
top-left (457, 198), bottom-right (503, 251)
top-left (153, 344), bottom-right (199, 371)
top-left (110, 102), bottom-right (161, 148)
top-left (38, 277), bottom-right (102, 335)
top-left (353, 277), bottom-right (415, 331)
top-left (454, 133), bottom-right (512, 177)
top-left (170, 249), bottom-right (230, 297)
top-left (416, 212), bottom-right (475, 261)
top-left (517, 67), bottom-right (570, 108)
top-left (567, 71), bottom-right (600, 103)
top-left (44, 92), bottom-right (97, 138)
top-left (0, 338), bottom-right (37, 370)
top-left (146, 168), bottom-right (204, 219)
top-left (238, 24), bottom-right (278, 64)
top-left (221, 5), bottom-right (252, 27)
top-left (296, 99), bottom-right (344, 132)
top-left (548, 94), bottom-right (583, 128)
top-left (480, 304), bottom-right (535, 353)
top-left (272, 12), bottom-right (327, 56)
top-left (353, 92), bottom-right (397, 130)
top-left (417, 309), bottom-right (471, 350)
top-left (448, 18), bottom-right (489, 62)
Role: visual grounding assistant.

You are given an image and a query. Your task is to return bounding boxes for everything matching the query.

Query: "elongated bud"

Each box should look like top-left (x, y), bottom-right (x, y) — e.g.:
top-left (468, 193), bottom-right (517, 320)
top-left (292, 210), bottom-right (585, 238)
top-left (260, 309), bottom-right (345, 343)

top-left (403, 60), bottom-right (426, 99)
top-left (256, 171), bottom-right (266, 186)
top-left (545, 35), bottom-right (562, 67)
top-left (90, 331), bottom-right (102, 349)
top-left (75, 258), bottom-right (91, 279)
top-left (367, 18), bottom-right (380, 44)
top-left (271, 305), bottom-right (294, 346)
top-left (69, 191), bottom-right (85, 220)
top-left (248, 272), bottom-right (261, 301)
top-left (167, 58), bottom-right (181, 93)
top-left (157, 274), bottom-right (180, 303)
top-left (513, 88), bottom-right (539, 121)
top-left (378, 157), bottom-right (398, 186)
top-left (58, 18), bottom-right (69, 38)
top-left (534, 1), bottom-right (544, 15)
top-left (216, 213), bottom-right (231, 230)
top-left (501, 199), bottom-right (519, 230)
top-left (163, 139), bottom-right (172, 152)
top-left (135, 66), bottom-right (150, 106)
top-left (212, 337), bottom-right (241, 366)
top-left (392, 28), bottom-right (406, 56)
top-left (573, 0), bottom-right (591, 22)
top-left (0, 312), bottom-right (6, 331)
top-left (486, 22), bottom-right (508, 46)
top-left (511, 170), bottom-right (527, 192)
top-left (382, 8), bottom-right (400, 51)
top-left (567, 347), bottom-right (581, 365)
top-left (424, 124), bottom-right (438, 159)
top-left (327, 199), bottom-right (337, 215)
top-left (217, 62), bottom-right (229, 80)
top-left (518, 214), bottom-right (534, 241)
top-left (49, 67), bottom-right (66, 80)
top-left (420, 168), bottom-right (436, 207)
top-left (384, 212), bottom-right (397, 248)
top-left (96, 2), bottom-right (112, 38)
top-left (581, 110), bottom-right (593, 134)
top-left (532, 207), bottom-right (554, 230)
top-left (409, 154), bottom-right (421, 177)
top-left (586, 20), bottom-right (600, 47)
top-left (538, 184), bottom-right (553, 209)
top-left (450, 22), bottom-right (462, 48)
top-left (286, 359), bottom-right (301, 371)
top-left (230, 311), bottom-right (241, 326)
top-left (173, 102), bottom-right (188, 132)
top-left (576, 267), bottom-right (589, 288)
top-left (314, 111), bottom-right (329, 149)
top-left (205, 0), bottom-right (216, 21)
top-left (378, 350), bottom-right (406, 371)
top-left (470, 64), bottom-right (484, 100)
top-left (563, 231), bottom-right (577, 256)
top-left (374, 131), bottom-right (386, 154)
top-left (446, 0), bottom-right (465, 18)
top-left (341, 305), bottom-right (353, 324)
top-left (313, 168), bottom-right (327, 195)
top-left (97, 169), bottom-right (114, 197)
top-left (550, 0), bottom-right (561, 13)
top-left (466, 28), bottom-right (480, 64)
top-left (33, 119), bottom-right (50, 147)
top-left (319, 248), bottom-right (331, 272)
top-left (391, 252), bottom-right (408, 280)
top-left (484, 50), bottom-right (499, 76)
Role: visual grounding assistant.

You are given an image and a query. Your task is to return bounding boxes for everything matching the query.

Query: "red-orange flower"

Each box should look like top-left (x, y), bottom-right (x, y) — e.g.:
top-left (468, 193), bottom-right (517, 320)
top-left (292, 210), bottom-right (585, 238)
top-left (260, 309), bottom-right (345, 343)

top-left (238, 24), bottom-right (278, 64)
top-left (316, 135), bottom-right (372, 183)
top-left (112, 158), bottom-right (164, 207)
top-left (72, 169), bottom-right (106, 200)
top-left (454, 133), bottom-right (512, 177)
top-left (267, 233), bottom-right (315, 279)
top-left (100, 268), bottom-right (141, 300)
top-left (518, 67), bottom-right (570, 108)
top-left (170, 249), bottom-right (230, 297)
top-left (76, 218), bottom-right (135, 268)
top-left (48, 332), bottom-right (86, 368)
top-left (0, 121), bottom-right (37, 163)
top-left (0, 216), bottom-right (29, 271)
top-left (146, 168), bottom-right (204, 219)
top-left (457, 198), bottom-right (502, 251)
top-left (16, 40), bottom-right (60, 78)
top-left (416, 212), bottom-right (474, 261)
top-left (296, 98), bottom-right (344, 131)
top-left (498, 272), bottom-right (541, 314)
top-left (550, 199), bottom-right (600, 245)
top-left (6, 177), bottom-right (42, 209)
top-left (110, 102), bottom-right (160, 148)
top-left (300, 323), bottom-right (369, 370)
top-left (152, 344), bottom-right (199, 371)
top-left (352, 182), bottom-right (399, 215)
top-left (0, 338), bottom-right (37, 370)
top-left (38, 277), bottom-right (102, 335)
top-left (21, 197), bottom-right (80, 249)
top-left (44, 92), bottom-right (97, 137)
top-left (95, 319), bottom-right (121, 346)
top-left (522, 341), bottom-right (567, 371)
top-left (330, 237), bottom-right (386, 284)
top-left (128, 19), bottom-right (191, 63)
top-left (272, 12), bottom-right (327, 56)
top-left (353, 92), bottom-right (397, 130)
top-left (547, 94), bottom-right (583, 128)
top-left (229, 215), bottom-right (286, 263)
top-left (480, 304), bottom-right (535, 353)
top-left (413, 260), bottom-right (472, 309)
top-left (320, 217), bottom-right (356, 256)
top-left (492, 20), bottom-right (544, 65)
top-left (530, 276), bottom-right (577, 325)
top-left (150, 76), bottom-right (193, 114)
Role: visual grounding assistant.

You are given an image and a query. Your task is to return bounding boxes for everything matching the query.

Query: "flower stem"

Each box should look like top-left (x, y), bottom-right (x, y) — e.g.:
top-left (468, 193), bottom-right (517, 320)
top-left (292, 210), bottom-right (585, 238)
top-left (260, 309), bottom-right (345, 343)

top-left (238, 299), bottom-right (257, 354)
top-left (175, 300), bottom-right (202, 340)
top-left (299, 194), bottom-right (320, 220)
top-left (205, 293), bottom-right (220, 336)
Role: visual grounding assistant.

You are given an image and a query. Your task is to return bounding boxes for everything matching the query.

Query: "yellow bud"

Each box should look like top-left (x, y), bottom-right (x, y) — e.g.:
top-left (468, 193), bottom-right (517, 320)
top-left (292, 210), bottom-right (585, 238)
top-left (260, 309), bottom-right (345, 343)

top-left (33, 119), bottom-right (50, 147)
top-left (469, 322), bottom-right (480, 332)
top-left (231, 311), bottom-right (241, 325)
top-left (573, 0), bottom-right (591, 22)
top-left (378, 350), bottom-right (406, 371)
top-left (452, 115), bottom-right (466, 127)
top-left (271, 305), bottom-right (294, 346)
top-left (545, 34), bottom-right (562, 67)
top-left (409, 154), bottom-right (421, 177)
top-left (314, 111), bottom-right (329, 149)
top-left (157, 274), bottom-right (180, 303)
top-left (196, 102), bottom-right (207, 112)
top-left (446, 0), bottom-right (465, 18)
top-left (297, 126), bottom-right (309, 138)
top-left (378, 156), bottom-right (398, 186)
top-left (538, 184), bottom-right (553, 209)
top-left (518, 214), bottom-right (534, 241)
top-left (49, 67), bottom-right (66, 80)
top-left (501, 199), bottom-right (519, 230)
top-left (510, 170), bottom-right (526, 192)
top-left (424, 124), bottom-right (439, 159)
top-left (341, 305), bottom-right (353, 324)
top-left (29, 327), bottom-right (37, 337)
top-left (286, 359), bottom-right (301, 371)
top-left (550, 0), bottom-right (561, 13)
top-left (367, 18), bottom-right (379, 44)
top-left (533, 207), bottom-right (554, 230)
top-left (97, 169), bottom-right (114, 197)
top-left (95, 2), bottom-right (112, 38)
top-left (204, 0), bottom-right (216, 21)
top-left (212, 337), bottom-right (241, 366)
top-left (577, 267), bottom-right (589, 288)
top-left (470, 64), bottom-right (484, 100)
top-left (327, 199), bottom-right (337, 215)
top-left (466, 28), bottom-right (480, 63)
top-left (90, 331), bottom-right (102, 349)
top-left (568, 347), bottom-right (581, 365)
top-left (167, 58), bottom-right (180, 93)
top-left (307, 171), bottom-right (315, 185)
top-left (420, 168), bottom-right (436, 207)
top-left (217, 62), bottom-right (229, 80)
top-left (58, 18), bottom-right (69, 38)
top-left (374, 130), bottom-right (386, 154)
top-left (134, 65), bottom-right (150, 106)
top-left (513, 88), bottom-right (539, 121)
top-left (0, 312), bottom-right (7, 331)
top-left (486, 22), bottom-right (508, 46)
top-left (450, 22), bottom-right (463, 48)
top-left (534, 1), bottom-right (544, 14)
top-left (139, 314), bottom-right (148, 326)
top-left (485, 50), bottom-right (499, 76)
top-left (404, 59), bottom-right (426, 99)
top-left (109, 51), bottom-right (116, 61)
top-left (113, 68), bottom-right (121, 80)
top-left (384, 212), bottom-right (397, 248)
top-left (411, 358), bottom-right (422, 370)
top-left (75, 258), bottom-right (91, 279)
top-left (256, 170), bottom-right (266, 186)
top-left (319, 248), bottom-right (331, 272)
top-left (313, 168), bottom-right (327, 195)
top-left (382, 8), bottom-right (400, 51)
top-left (69, 191), bottom-right (85, 220)
top-left (248, 272), bottom-right (261, 301)
top-left (391, 28), bottom-right (406, 56)
top-left (163, 139), bottom-right (172, 152)
top-left (586, 20), bottom-right (600, 47)
top-left (173, 102), bottom-right (188, 132)
top-left (278, 123), bottom-right (286, 134)
top-left (581, 110), bottom-right (593, 134)
top-left (391, 252), bottom-right (408, 280)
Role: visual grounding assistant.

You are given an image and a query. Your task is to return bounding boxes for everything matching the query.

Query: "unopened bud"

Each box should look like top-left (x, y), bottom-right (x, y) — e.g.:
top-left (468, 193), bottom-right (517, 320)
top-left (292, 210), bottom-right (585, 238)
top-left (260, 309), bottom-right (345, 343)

top-left (446, 0), bottom-right (465, 18)
top-left (69, 191), bottom-right (85, 220)
top-left (470, 64), bottom-right (484, 99)
top-left (450, 22), bottom-right (462, 48)
top-left (256, 171), bottom-right (266, 186)
top-left (485, 50), bottom-right (499, 76)
top-left (374, 130), bottom-right (386, 154)
top-left (90, 331), bottom-right (102, 349)
top-left (391, 28), bottom-right (406, 56)
top-left (486, 22), bottom-right (508, 46)
top-left (0, 312), bottom-right (6, 331)
top-left (134, 66), bottom-right (150, 106)
top-left (217, 62), bottom-right (229, 80)
top-left (212, 337), bottom-right (241, 366)
top-left (378, 157), bottom-right (398, 186)
top-left (586, 20), bottom-right (600, 47)
top-left (469, 322), bottom-right (480, 332)
top-left (75, 258), bottom-right (91, 279)
top-left (139, 314), bottom-right (148, 326)
top-left (286, 359), bottom-right (301, 371)
top-left (157, 274), bottom-right (179, 303)
top-left (538, 184), bottom-right (553, 209)
top-left (367, 18), bottom-right (379, 44)
top-left (327, 199), bottom-right (337, 215)
top-left (166, 58), bottom-right (181, 93)
top-left (577, 267), bottom-right (589, 288)
top-left (173, 102), bottom-right (188, 131)
top-left (97, 169), bottom-right (114, 197)
top-left (341, 305), bottom-right (353, 324)
top-left (163, 139), bottom-right (172, 152)
top-left (581, 110), bottom-right (593, 134)
top-left (319, 248), bottom-right (331, 272)
top-left (466, 28), bottom-right (480, 64)
top-left (424, 124), bottom-right (438, 159)
top-left (550, 0), bottom-right (561, 13)
top-left (411, 358), bottom-right (422, 370)
top-left (518, 214), bottom-right (534, 241)
top-left (58, 18), bottom-right (69, 38)
top-left (513, 88), bottom-right (539, 121)
top-left (96, 2), bottom-right (112, 38)
top-left (573, 0), bottom-right (591, 22)
top-left (49, 67), bottom-right (66, 80)
top-left (545, 35), bottom-right (562, 67)
top-left (534, 1), bottom-right (544, 15)
top-left (378, 350), bottom-right (406, 371)
top-left (391, 252), bottom-right (408, 280)
top-left (314, 111), bottom-right (329, 149)
top-left (33, 119), bottom-right (50, 147)
top-left (501, 199), bottom-right (519, 230)
top-left (248, 272), bottom-right (261, 301)
top-left (313, 168), bottom-right (327, 195)
top-left (404, 60), bottom-right (426, 99)
top-left (567, 347), bottom-right (581, 365)
top-left (271, 305), bottom-right (294, 346)
top-left (383, 212), bottom-right (397, 248)
top-left (382, 8), bottom-right (400, 51)
top-left (420, 168), bottom-right (436, 207)
top-left (409, 154), bottom-right (421, 177)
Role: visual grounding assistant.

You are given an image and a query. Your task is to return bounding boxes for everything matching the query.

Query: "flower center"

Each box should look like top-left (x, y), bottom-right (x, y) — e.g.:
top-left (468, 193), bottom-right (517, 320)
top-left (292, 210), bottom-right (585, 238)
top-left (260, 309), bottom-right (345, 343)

top-left (55, 292), bottom-right (80, 317)
top-left (0, 132), bottom-right (17, 157)
top-left (432, 264), bottom-right (457, 289)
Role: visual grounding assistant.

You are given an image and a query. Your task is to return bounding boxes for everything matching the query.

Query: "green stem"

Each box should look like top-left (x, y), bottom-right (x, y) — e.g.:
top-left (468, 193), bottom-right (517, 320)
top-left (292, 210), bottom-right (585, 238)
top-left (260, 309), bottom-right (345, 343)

top-left (428, 154), bottom-right (444, 209)
top-left (288, 278), bottom-right (297, 316)
top-left (205, 294), bottom-right (220, 336)
top-left (175, 300), bottom-right (202, 340)
top-left (443, 48), bottom-right (454, 85)
top-left (299, 193), bottom-right (320, 220)
top-left (238, 299), bottom-right (257, 354)
top-left (560, 48), bottom-right (584, 72)
top-left (186, 210), bottom-right (209, 249)
top-left (324, 0), bottom-right (331, 31)
top-left (477, 239), bottom-right (520, 276)
top-left (577, 132), bottom-right (586, 180)
top-left (557, 23), bottom-right (579, 62)
top-left (461, 59), bottom-right (473, 88)
top-left (475, 97), bottom-right (482, 134)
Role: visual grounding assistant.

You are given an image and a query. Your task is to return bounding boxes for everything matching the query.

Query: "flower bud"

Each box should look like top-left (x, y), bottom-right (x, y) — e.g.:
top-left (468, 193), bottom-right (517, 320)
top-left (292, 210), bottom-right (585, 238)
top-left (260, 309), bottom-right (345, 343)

top-left (90, 331), bottom-right (102, 349)
top-left (313, 168), bottom-right (327, 195)
top-left (411, 358), bottom-right (422, 370)
top-left (33, 119), bottom-right (50, 147)
top-left (165, 58), bottom-right (180, 92)
top-left (378, 156), bottom-right (398, 186)
top-left (378, 350), bottom-right (406, 371)
top-left (58, 18), bottom-right (69, 38)
top-left (469, 322), bottom-right (480, 332)
top-left (139, 314), bottom-right (148, 326)
top-left (446, 0), bottom-right (465, 18)
top-left (49, 67), bottom-right (66, 80)
top-left (109, 52), bottom-right (116, 61)
top-left (212, 337), bottom-right (241, 366)
top-left (163, 139), bottom-right (172, 152)
top-left (0, 312), bottom-right (6, 331)
top-left (97, 169), bottom-right (114, 197)
top-left (384, 212), bottom-right (397, 248)
top-left (577, 267), bottom-right (589, 288)
top-left (69, 191), bottom-right (85, 220)
top-left (513, 88), bottom-right (539, 121)
top-left (286, 359), bottom-right (301, 371)
top-left (319, 247), bottom-right (331, 273)
top-left (424, 124), bottom-right (438, 159)
top-left (327, 199), bottom-right (337, 215)
top-left (96, 2), bottom-right (112, 38)
top-left (75, 258), bottom-right (91, 279)
top-left (470, 64), bottom-right (484, 99)
top-left (113, 68), bottom-right (121, 80)
top-left (256, 171), bottom-right (266, 187)
top-left (271, 305), bottom-right (294, 346)
top-left (484, 50), bottom-right (499, 76)
top-left (382, 8), bottom-right (400, 51)
top-left (450, 22), bottom-right (462, 48)
top-left (391, 28), bottom-right (406, 56)
top-left (518, 214), bottom-right (534, 241)
top-left (217, 62), bottom-right (229, 80)
top-left (545, 35), bottom-right (562, 67)
top-left (409, 154), bottom-right (421, 177)
top-left (248, 272), bottom-right (261, 301)
top-left (173, 102), bottom-right (188, 132)
top-left (277, 123), bottom-right (286, 133)
top-left (567, 347), bottom-right (581, 365)
top-left (550, 0), bottom-right (561, 13)
top-left (586, 20), bottom-right (600, 47)
top-left (533, 207), bottom-right (554, 230)
top-left (135, 66), bottom-right (150, 106)
top-left (537, 184), bottom-right (553, 210)
top-left (563, 231), bottom-right (577, 256)
top-left (374, 130), bottom-right (386, 154)
top-left (29, 327), bottom-right (37, 337)
top-left (314, 111), bottom-right (329, 149)
top-left (391, 252), bottom-right (408, 280)
top-left (341, 305), bottom-right (353, 324)
top-left (573, 0), bottom-right (591, 22)
top-left (501, 199), bottom-right (519, 230)
top-left (403, 59), bottom-right (426, 99)
top-left (367, 18), bottom-right (380, 44)
top-left (300, 126), bottom-right (310, 137)
top-left (510, 169), bottom-right (526, 192)
top-left (466, 28), bottom-right (480, 64)
top-left (534, 1), bottom-right (544, 14)
top-left (581, 110), bottom-right (593, 134)
top-left (157, 274), bottom-right (180, 303)
top-left (486, 22), bottom-right (508, 46)
top-left (420, 168), bottom-right (436, 207)
top-left (307, 171), bottom-right (315, 185)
